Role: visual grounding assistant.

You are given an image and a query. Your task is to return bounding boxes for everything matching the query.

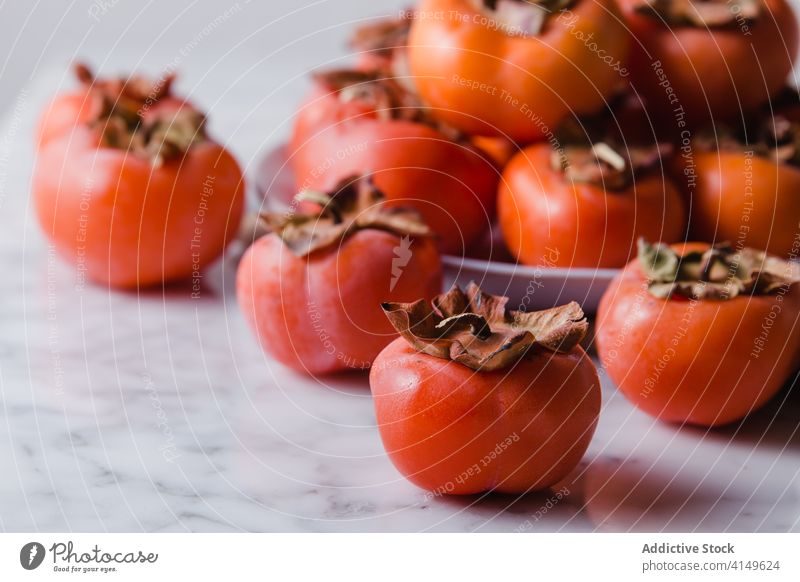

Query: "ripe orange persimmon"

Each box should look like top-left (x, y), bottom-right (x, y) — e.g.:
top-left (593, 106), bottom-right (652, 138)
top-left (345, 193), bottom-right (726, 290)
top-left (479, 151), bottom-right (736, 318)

top-left (33, 65), bottom-right (244, 289)
top-left (237, 177), bottom-right (442, 375)
top-left (596, 240), bottom-right (800, 427)
top-left (289, 69), bottom-right (498, 255)
top-left (407, 0), bottom-right (630, 142)
top-left (690, 152), bottom-right (800, 259)
top-left (499, 135), bottom-right (686, 268)
top-left (619, 0), bottom-right (798, 129)
top-left (681, 113), bottom-right (800, 259)
top-left (370, 284), bottom-right (600, 494)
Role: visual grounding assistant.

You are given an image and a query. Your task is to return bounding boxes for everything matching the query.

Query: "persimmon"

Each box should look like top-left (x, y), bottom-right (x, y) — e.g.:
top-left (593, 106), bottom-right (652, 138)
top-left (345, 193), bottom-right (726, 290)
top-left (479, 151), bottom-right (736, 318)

top-left (33, 65), bottom-right (244, 289)
top-left (596, 240), bottom-right (800, 427)
top-left (289, 69), bottom-right (498, 255)
top-left (370, 283), bottom-right (600, 494)
top-left (498, 123), bottom-right (686, 268)
top-left (681, 114), bottom-right (800, 259)
top-left (619, 0), bottom-right (798, 129)
top-left (237, 176), bottom-right (442, 375)
top-left (407, 0), bottom-right (630, 142)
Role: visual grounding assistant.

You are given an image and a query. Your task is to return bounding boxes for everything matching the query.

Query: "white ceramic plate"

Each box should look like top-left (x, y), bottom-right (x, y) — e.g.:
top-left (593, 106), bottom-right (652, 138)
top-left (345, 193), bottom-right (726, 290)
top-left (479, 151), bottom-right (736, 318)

top-left (253, 145), bottom-right (619, 313)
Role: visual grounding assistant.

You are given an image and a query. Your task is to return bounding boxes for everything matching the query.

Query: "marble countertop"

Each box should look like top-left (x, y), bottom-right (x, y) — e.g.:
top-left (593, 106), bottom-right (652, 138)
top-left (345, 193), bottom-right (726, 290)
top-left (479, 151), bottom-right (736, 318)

top-left (2, 58), bottom-right (800, 534)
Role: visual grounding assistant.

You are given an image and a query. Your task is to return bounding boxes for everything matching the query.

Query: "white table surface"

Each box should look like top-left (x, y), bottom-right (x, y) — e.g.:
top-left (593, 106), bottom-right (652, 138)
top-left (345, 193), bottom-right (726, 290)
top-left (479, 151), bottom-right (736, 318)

top-left (1, 0), bottom-right (800, 533)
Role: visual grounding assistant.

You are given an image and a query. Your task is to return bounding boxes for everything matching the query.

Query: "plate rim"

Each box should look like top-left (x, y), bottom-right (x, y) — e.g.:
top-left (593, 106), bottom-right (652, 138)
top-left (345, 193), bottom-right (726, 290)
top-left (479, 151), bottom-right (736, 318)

top-left (441, 254), bottom-right (620, 280)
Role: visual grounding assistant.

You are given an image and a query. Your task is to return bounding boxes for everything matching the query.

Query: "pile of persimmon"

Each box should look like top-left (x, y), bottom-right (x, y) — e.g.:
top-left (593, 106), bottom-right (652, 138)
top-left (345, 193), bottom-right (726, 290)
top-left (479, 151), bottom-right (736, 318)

top-left (34, 63), bottom-right (244, 288)
top-left (271, 0), bottom-right (800, 494)
top-left (324, 0), bottom-right (800, 268)
top-left (33, 0), bottom-right (800, 502)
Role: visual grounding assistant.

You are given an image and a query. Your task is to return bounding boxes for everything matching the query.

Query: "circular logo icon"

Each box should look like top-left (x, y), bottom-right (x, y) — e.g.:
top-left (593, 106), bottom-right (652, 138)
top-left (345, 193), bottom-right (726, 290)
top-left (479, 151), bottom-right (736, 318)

top-left (20, 542), bottom-right (46, 570)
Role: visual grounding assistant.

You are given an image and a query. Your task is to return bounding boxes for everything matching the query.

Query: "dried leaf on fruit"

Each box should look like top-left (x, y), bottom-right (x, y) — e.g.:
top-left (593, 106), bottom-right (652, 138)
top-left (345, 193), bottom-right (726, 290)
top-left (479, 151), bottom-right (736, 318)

top-left (638, 239), bottom-right (800, 300)
top-left (382, 282), bottom-right (588, 371)
top-left (258, 175), bottom-right (433, 257)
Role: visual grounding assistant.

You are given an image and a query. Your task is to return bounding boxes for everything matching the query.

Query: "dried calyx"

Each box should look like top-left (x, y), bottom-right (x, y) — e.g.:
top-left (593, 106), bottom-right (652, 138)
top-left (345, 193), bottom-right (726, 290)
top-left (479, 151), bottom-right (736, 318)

top-left (76, 62), bottom-right (206, 165)
top-left (314, 70), bottom-right (422, 122)
top-left (75, 62), bottom-right (175, 111)
top-left (634, 0), bottom-right (761, 27)
top-left (694, 112), bottom-right (800, 167)
top-left (470, 0), bottom-right (575, 37)
top-left (552, 119), bottom-right (672, 190)
top-left (314, 69), bottom-right (462, 138)
top-left (347, 15), bottom-right (414, 89)
top-left (382, 283), bottom-right (588, 371)
top-left (349, 14), bottom-right (411, 58)
top-left (638, 239), bottom-right (800, 300)
top-left (756, 115), bottom-right (800, 166)
top-left (257, 176), bottom-right (433, 257)
top-left (554, 141), bottom-right (672, 189)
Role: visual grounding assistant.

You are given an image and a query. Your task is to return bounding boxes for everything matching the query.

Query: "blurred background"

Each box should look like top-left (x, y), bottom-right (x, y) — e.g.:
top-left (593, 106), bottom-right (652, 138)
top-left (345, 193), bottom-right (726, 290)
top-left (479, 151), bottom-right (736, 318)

top-left (0, 0), bottom-right (404, 163)
top-left (3, 0), bottom-right (799, 161)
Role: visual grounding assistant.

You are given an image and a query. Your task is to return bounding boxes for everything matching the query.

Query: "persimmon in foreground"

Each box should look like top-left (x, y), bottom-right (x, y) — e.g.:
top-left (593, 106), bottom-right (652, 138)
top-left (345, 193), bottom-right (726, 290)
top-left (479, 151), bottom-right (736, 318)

top-left (597, 240), bottom-right (800, 427)
top-left (237, 176), bottom-right (442, 375)
top-left (370, 284), bottom-right (600, 494)
top-left (33, 64), bottom-right (244, 289)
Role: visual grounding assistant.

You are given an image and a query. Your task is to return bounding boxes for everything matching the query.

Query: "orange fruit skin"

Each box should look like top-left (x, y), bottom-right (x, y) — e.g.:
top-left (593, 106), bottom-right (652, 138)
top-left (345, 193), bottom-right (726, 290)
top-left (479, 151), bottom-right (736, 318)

top-left (472, 135), bottom-right (517, 169)
top-left (236, 231), bottom-right (442, 375)
top-left (36, 90), bottom-right (100, 149)
top-left (33, 127), bottom-right (244, 289)
top-left (370, 339), bottom-right (601, 494)
top-left (407, 0), bottom-right (630, 142)
top-left (683, 150), bottom-right (800, 260)
top-left (498, 143), bottom-right (687, 268)
top-left (596, 242), bottom-right (800, 427)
